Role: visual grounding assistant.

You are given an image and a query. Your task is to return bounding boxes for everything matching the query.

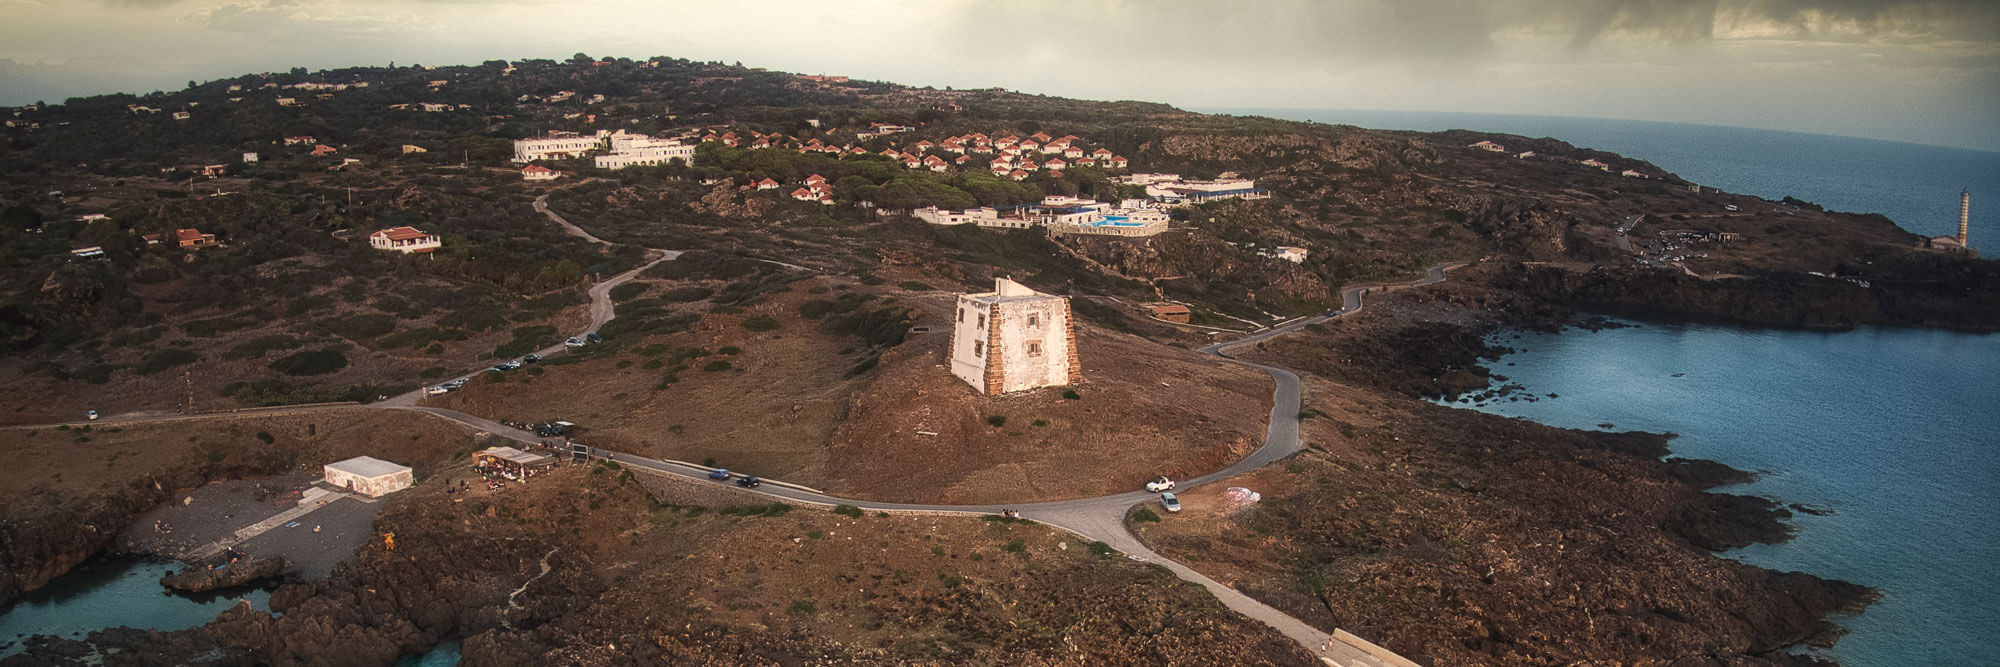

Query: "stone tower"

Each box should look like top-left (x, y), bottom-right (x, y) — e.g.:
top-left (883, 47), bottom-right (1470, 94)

top-left (1960, 188), bottom-right (1971, 247)
top-left (948, 278), bottom-right (1081, 395)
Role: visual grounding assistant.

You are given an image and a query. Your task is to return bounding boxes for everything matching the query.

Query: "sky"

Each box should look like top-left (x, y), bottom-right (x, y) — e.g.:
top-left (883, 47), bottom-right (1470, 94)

top-left (2, 0), bottom-right (1996, 151)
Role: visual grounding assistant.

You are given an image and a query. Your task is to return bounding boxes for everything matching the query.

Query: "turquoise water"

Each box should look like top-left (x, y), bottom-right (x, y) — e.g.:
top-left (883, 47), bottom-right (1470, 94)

top-left (0, 557), bottom-right (270, 658)
top-left (1461, 323), bottom-right (2000, 665)
top-left (398, 639), bottom-right (461, 666)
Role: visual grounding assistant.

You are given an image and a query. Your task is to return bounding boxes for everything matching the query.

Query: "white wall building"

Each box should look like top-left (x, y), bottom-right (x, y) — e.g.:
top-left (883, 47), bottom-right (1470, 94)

top-left (322, 456), bottom-right (413, 497)
top-left (513, 134), bottom-right (602, 162)
top-left (948, 278), bottom-right (1080, 395)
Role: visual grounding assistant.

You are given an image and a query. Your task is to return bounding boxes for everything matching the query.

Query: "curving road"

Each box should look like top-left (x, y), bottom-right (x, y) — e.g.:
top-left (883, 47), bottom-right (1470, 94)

top-left (37, 188), bottom-right (1464, 665)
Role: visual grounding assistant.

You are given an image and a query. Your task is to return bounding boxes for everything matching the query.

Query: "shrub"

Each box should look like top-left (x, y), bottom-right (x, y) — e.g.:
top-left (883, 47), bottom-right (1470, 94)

top-left (985, 415), bottom-right (1006, 427)
top-left (1129, 507), bottom-right (1161, 523)
top-left (319, 314), bottom-right (398, 340)
top-left (659, 286), bottom-right (715, 302)
top-left (897, 281), bottom-right (934, 291)
top-left (1032, 419), bottom-right (1048, 427)
top-left (833, 504), bottom-right (864, 518)
top-left (225, 333), bottom-right (302, 359)
top-left (609, 283), bottom-right (650, 302)
top-left (269, 348), bottom-right (348, 376)
top-left (717, 346), bottom-right (742, 355)
top-left (1003, 539), bottom-right (1026, 553)
top-left (740, 315), bottom-right (779, 332)
top-left (136, 348), bottom-right (200, 375)
top-left (701, 360), bottom-right (732, 372)
top-left (1062, 389), bottom-right (1081, 400)
top-left (255, 431), bottom-right (275, 444)
top-left (1088, 541), bottom-right (1115, 556)
top-left (787, 599), bottom-right (816, 615)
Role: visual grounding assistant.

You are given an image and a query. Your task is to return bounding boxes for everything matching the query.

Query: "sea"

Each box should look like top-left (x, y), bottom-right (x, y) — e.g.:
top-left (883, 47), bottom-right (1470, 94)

top-left (1207, 108), bottom-right (2000, 665)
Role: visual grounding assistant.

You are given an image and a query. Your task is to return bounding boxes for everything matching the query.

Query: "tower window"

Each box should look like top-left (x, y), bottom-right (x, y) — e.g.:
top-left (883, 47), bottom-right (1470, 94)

top-left (1027, 342), bottom-right (1041, 356)
top-left (973, 341), bottom-right (983, 356)
top-left (977, 313), bottom-right (986, 329)
top-left (957, 308), bottom-right (964, 322)
top-left (1028, 315), bottom-right (1040, 327)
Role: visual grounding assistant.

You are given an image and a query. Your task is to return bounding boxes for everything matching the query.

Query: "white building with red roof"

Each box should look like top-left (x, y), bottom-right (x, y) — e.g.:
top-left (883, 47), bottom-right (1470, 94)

top-left (369, 226), bottom-right (440, 254)
top-left (521, 165), bottom-right (561, 181)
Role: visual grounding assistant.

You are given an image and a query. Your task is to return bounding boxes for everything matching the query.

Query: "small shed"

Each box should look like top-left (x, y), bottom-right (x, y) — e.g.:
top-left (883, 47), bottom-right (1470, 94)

top-left (323, 456), bottom-right (413, 497)
top-left (1149, 304), bottom-right (1191, 324)
top-left (475, 446), bottom-right (555, 472)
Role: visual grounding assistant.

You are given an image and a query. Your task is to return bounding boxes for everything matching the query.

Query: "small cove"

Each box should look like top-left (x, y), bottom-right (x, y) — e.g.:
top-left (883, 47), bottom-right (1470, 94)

top-left (1451, 321), bottom-right (2000, 665)
top-left (0, 555), bottom-right (272, 658)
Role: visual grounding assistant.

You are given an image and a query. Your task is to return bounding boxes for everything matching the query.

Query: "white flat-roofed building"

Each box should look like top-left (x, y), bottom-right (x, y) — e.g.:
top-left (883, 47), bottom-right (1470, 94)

top-left (914, 206), bottom-right (1002, 226)
top-left (323, 456), bottom-right (413, 497)
top-left (513, 134), bottom-right (602, 162)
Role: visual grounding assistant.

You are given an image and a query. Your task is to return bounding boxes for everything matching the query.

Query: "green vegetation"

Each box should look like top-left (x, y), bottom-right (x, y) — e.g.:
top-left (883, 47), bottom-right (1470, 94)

top-left (135, 348), bottom-right (201, 375)
top-left (1088, 541), bottom-right (1116, 556)
top-left (786, 599), bottom-right (817, 616)
top-left (701, 360), bottom-right (732, 372)
top-left (833, 504), bottom-right (864, 518)
top-left (739, 315), bottom-right (780, 332)
top-left (223, 334), bottom-right (303, 360)
top-left (1062, 389), bottom-right (1081, 400)
top-left (1003, 539), bottom-right (1027, 553)
top-left (268, 347), bottom-right (349, 376)
top-left (986, 415), bottom-right (1007, 427)
top-left (1130, 507), bottom-right (1162, 524)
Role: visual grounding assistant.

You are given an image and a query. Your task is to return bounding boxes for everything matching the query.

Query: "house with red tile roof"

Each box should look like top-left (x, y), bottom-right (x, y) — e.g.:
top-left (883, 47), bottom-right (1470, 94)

top-left (176, 228), bottom-right (216, 248)
top-left (755, 178), bottom-right (781, 190)
top-left (521, 165), bottom-right (561, 181)
top-left (1045, 158), bottom-right (1066, 171)
top-left (1008, 169), bottom-right (1029, 181)
top-left (369, 226), bottom-right (440, 254)
top-left (791, 187), bottom-right (819, 201)
top-left (311, 144), bottom-right (338, 156)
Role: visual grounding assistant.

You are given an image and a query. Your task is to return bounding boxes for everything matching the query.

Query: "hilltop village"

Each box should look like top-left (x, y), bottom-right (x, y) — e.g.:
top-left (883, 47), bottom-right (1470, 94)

top-left (0, 55), bottom-right (1993, 666)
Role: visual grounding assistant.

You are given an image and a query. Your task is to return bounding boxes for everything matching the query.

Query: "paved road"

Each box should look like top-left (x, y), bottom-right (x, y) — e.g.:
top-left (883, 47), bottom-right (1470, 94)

top-left (36, 187), bottom-right (1464, 664)
top-left (391, 260), bottom-right (1464, 666)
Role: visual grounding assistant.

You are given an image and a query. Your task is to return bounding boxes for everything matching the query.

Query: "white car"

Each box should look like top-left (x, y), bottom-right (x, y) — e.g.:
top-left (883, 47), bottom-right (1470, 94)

top-left (85, 409), bottom-right (99, 421)
top-left (1145, 476), bottom-right (1175, 492)
top-left (425, 385), bottom-right (452, 396)
top-left (1159, 492), bottom-right (1181, 513)
top-left (565, 337), bottom-right (587, 347)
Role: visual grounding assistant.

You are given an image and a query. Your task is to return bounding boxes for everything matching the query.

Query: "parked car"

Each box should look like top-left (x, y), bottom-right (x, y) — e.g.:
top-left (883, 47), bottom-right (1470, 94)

top-left (521, 354), bottom-right (540, 363)
top-left (444, 378), bottom-right (468, 388)
top-left (1725, 204), bottom-right (1740, 212)
top-left (735, 475), bottom-right (761, 488)
top-left (425, 385), bottom-right (451, 396)
top-left (1159, 492), bottom-right (1181, 513)
top-left (565, 337), bottom-right (587, 347)
top-left (496, 360), bottom-right (522, 371)
top-left (707, 468), bottom-right (731, 481)
top-left (85, 409), bottom-right (99, 421)
top-left (1145, 476), bottom-right (1175, 492)
top-left (585, 332), bottom-right (603, 344)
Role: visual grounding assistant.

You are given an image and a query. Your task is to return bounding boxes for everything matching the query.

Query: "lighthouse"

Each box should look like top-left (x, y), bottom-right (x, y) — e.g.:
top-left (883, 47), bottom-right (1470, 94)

top-left (1960, 188), bottom-right (1971, 248)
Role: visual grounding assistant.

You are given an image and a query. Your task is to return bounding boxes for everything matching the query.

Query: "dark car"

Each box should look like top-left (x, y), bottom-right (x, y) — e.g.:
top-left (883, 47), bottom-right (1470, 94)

top-left (735, 475), bottom-right (761, 488)
top-left (707, 468), bottom-right (731, 480)
top-left (521, 353), bottom-right (540, 363)
top-left (584, 332), bottom-right (604, 344)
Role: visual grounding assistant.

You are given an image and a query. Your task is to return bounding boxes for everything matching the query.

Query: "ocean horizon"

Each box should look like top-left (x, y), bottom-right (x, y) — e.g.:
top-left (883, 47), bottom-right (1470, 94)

top-left (1198, 108), bottom-right (2000, 245)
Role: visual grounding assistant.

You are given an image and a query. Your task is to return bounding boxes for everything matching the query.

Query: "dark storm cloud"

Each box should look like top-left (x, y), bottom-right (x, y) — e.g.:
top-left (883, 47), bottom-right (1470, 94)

top-left (1564, 0), bottom-right (2000, 47)
top-left (957, 0), bottom-right (2000, 65)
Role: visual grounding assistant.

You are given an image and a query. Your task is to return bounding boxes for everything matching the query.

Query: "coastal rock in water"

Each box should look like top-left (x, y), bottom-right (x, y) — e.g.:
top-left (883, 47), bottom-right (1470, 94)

top-left (161, 556), bottom-right (289, 593)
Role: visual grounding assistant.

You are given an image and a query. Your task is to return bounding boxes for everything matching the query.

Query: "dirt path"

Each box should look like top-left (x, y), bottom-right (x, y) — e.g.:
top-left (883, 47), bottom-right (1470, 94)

top-left (20, 186), bottom-right (1465, 664)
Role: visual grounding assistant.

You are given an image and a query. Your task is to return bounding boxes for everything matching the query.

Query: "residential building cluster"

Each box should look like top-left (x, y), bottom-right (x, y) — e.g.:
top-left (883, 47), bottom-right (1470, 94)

top-left (787, 173), bottom-right (836, 205)
top-left (916, 195), bottom-right (1172, 238)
